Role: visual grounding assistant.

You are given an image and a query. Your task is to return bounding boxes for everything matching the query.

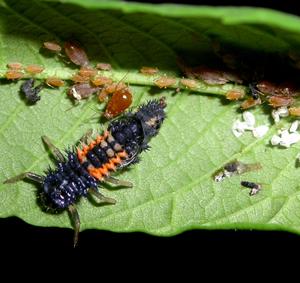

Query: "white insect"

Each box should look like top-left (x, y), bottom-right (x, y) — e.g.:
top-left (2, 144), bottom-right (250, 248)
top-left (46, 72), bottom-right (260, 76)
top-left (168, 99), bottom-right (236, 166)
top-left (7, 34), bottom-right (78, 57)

top-left (271, 121), bottom-right (300, 148)
top-left (271, 106), bottom-right (289, 123)
top-left (232, 111), bottom-right (269, 139)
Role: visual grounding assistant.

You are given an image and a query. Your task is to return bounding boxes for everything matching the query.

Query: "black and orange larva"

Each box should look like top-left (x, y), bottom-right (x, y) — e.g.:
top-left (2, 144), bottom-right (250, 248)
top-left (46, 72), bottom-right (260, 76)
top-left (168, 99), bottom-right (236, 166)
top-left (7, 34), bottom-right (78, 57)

top-left (3, 98), bottom-right (167, 246)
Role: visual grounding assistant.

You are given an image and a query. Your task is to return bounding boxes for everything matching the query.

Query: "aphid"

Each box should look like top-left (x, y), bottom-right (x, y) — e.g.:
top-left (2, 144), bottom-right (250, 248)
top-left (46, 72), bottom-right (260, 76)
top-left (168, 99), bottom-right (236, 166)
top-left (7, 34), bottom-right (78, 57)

top-left (3, 98), bottom-right (167, 246)
top-left (180, 78), bottom-right (198, 90)
top-left (21, 79), bottom-right (43, 104)
top-left (256, 80), bottom-right (299, 97)
top-left (98, 82), bottom-right (127, 102)
top-left (96, 63), bottom-right (112, 71)
top-left (226, 89), bottom-right (245, 101)
top-left (68, 83), bottom-right (99, 100)
top-left (268, 96), bottom-right (294, 108)
top-left (140, 66), bottom-right (159, 75)
top-left (91, 76), bottom-right (113, 87)
top-left (43, 41), bottom-right (62, 53)
top-left (46, 77), bottom-right (65, 87)
top-left (154, 76), bottom-right (176, 89)
top-left (214, 160), bottom-right (262, 182)
top-left (240, 97), bottom-right (262, 109)
top-left (240, 181), bottom-right (262, 196)
top-left (7, 62), bottom-right (23, 70)
top-left (5, 70), bottom-right (23, 80)
top-left (78, 67), bottom-right (97, 78)
top-left (178, 60), bottom-right (242, 85)
top-left (289, 107), bottom-right (300, 116)
top-left (25, 64), bottom-right (44, 74)
top-left (104, 88), bottom-right (133, 119)
top-left (71, 74), bottom-right (90, 83)
top-left (64, 40), bottom-right (89, 67)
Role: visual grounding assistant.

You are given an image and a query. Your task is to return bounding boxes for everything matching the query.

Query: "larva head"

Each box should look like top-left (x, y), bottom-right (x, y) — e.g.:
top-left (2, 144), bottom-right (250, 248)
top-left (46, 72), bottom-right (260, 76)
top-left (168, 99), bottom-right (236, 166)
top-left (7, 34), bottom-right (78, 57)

top-left (135, 97), bottom-right (167, 145)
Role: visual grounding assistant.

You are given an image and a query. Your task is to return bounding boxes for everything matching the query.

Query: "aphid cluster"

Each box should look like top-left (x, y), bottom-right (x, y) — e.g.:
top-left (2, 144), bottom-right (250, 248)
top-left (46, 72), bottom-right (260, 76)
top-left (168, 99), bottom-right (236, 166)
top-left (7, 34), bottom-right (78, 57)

top-left (4, 98), bottom-right (167, 246)
top-left (5, 62), bottom-right (44, 81)
top-left (44, 40), bottom-right (132, 119)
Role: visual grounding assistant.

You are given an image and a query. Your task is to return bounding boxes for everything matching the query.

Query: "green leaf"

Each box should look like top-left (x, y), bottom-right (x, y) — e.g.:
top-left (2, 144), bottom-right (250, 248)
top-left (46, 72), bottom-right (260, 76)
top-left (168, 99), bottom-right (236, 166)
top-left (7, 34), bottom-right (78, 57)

top-left (1, 0), bottom-right (300, 236)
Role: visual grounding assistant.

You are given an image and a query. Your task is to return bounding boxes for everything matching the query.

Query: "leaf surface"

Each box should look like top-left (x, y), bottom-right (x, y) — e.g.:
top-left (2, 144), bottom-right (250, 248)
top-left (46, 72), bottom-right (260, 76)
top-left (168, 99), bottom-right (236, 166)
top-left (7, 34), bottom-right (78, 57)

top-left (1, 0), bottom-right (300, 235)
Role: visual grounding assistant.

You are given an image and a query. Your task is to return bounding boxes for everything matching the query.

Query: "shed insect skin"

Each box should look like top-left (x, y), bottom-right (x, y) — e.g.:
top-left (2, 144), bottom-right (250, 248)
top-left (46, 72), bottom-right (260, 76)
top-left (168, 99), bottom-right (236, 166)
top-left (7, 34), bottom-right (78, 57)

top-left (214, 160), bottom-right (262, 182)
top-left (3, 98), bottom-right (167, 247)
top-left (240, 181), bottom-right (262, 196)
top-left (21, 79), bottom-right (43, 104)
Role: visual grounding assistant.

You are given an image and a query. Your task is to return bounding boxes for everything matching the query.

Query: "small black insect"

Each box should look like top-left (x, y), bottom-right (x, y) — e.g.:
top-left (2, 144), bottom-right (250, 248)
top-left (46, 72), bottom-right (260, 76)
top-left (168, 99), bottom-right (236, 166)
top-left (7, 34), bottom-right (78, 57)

top-left (21, 79), bottom-right (43, 104)
top-left (3, 98), bottom-right (167, 246)
top-left (241, 181), bottom-right (261, 196)
top-left (248, 83), bottom-right (262, 100)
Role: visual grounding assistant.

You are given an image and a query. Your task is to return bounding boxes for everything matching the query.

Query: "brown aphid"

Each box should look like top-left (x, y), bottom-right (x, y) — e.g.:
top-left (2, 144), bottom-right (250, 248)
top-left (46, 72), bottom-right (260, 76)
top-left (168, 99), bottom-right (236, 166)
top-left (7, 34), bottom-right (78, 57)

top-left (96, 63), bottom-right (112, 71)
top-left (268, 96), bottom-right (294, 108)
top-left (46, 77), bottom-right (65, 87)
top-left (154, 76), bottom-right (176, 89)
top-left (43, 41), bottom-right (62, 53)
top-left (180, 78), bottom-right (198, 89)
top-left (64, 40), bottom-right (89, 67)
top-left (256, 80), bottom-right (299, 97)
top-left (71, 74), bottom-right (90, 83)
top-left (5, 70), bottom-right (23, 80)
top-left (91, 76), bottom-right (113, 87)
top-left (98, 82), bottom-right (127, 102)
top-left (104, 88), bottom-right (133, 119)
top-left (104, 82), bottom-right (127, 94)
top-left (68, 83), bottom-right (99, 100)
top-left (7, 62), bottom-right (23, 70)
top-left (177, 59), bottom-right (242, 85)
top-left (226, 89), bottom-right (245, 101)
top-left (289, 107), bottom-right (300, 116)
top-left (140, 66), bottom-right (159, 75)
top-left (78, 67), bottom-right (97, 78)
top-left (25, 64), bottom-right (44, 74)
top-left (241, 97), bottom-right (262, 109)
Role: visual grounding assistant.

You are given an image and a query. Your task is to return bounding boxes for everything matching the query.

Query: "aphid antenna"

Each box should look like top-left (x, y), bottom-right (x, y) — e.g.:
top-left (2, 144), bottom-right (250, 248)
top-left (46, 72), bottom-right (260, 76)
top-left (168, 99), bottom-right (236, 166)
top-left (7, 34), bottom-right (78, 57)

top-left (115, 71), bottom-right (130, 90)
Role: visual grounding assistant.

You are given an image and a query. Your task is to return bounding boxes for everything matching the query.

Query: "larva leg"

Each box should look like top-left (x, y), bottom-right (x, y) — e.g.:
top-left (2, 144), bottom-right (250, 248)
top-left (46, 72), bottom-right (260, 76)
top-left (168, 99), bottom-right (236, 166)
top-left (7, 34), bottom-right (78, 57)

top-left (105, 176), bottom-right (133, 188)
top-left (42, 135), bottom-right (65, 162)
top-left (68, 204), bottom-right (80, 248)
top-left (3, 172), bottom-right (44, 184)
top-left (88, 188), bottom-right (116, 204)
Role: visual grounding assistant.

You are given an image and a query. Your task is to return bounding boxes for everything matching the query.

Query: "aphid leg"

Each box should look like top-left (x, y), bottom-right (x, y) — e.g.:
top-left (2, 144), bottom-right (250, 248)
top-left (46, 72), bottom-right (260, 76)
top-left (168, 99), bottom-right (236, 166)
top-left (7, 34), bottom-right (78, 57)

top-left (104, 176), bottom-right (133, 188)
top-left (68, 204), bottom-right (80, 247)
top-left (3, 172), bottom-right (44, 184)
top-left (42, 135), bottom-right (65, 162)
top-left (88, 188), bottom-right (116, 204)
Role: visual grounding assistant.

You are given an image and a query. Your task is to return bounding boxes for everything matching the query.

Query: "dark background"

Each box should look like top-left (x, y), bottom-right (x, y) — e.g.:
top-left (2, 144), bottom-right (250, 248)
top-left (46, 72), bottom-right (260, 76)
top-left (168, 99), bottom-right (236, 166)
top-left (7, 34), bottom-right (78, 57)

top-left (2, 0), bottom-right (300, 257)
